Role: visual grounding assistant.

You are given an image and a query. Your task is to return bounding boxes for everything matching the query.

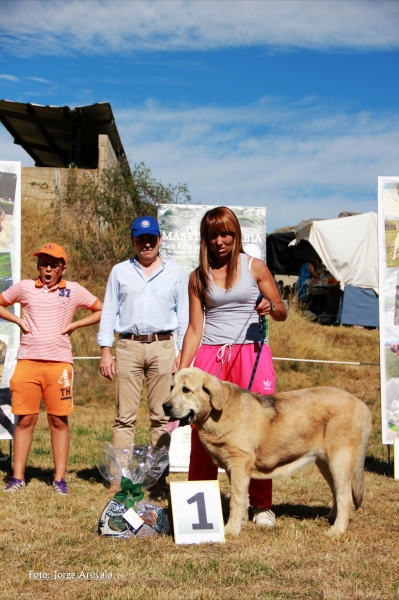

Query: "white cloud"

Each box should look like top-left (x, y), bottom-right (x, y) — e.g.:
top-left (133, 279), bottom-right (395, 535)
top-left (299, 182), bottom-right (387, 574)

top-left (115, 98), bottom-right (398, 230)
top-left (0, 74), bottom-right (19, 82)
top-left (2, 0), bottom-right (399, 56)
top-left (28, 77), bottom-right (51, 84)
top-left (0, 95), bottom-right (397, 231)
top-left (0, 74), bottom-right (51, 84)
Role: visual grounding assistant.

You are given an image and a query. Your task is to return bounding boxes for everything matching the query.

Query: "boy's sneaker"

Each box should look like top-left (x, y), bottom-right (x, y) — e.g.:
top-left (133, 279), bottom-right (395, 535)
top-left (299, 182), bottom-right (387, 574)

top-left (53, 478), bottom-right (69, 495)
top-left (4, 476), bottom-right (26, 493)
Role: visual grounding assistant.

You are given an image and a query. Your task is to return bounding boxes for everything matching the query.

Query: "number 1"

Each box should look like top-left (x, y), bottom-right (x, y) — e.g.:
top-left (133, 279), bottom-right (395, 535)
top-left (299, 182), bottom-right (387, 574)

top-left (187, 492), bottom-right (214, 530)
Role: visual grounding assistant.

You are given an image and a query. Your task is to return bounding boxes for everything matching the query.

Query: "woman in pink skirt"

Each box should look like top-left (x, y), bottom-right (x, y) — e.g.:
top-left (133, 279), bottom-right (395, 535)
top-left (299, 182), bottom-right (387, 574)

top-left (179, 207), bottom-right (287, 527)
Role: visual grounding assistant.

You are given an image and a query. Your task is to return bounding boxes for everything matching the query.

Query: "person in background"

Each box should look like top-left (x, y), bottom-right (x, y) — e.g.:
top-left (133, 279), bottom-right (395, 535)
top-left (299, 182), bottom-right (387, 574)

top-left (179, 207), bottom-right (287, 527)
top-left (98, 216), bottom-right (189, 494)
top-left (1, 243), bottom-right (102, 494)
top-left (296, 257), bottom-right (320, 303)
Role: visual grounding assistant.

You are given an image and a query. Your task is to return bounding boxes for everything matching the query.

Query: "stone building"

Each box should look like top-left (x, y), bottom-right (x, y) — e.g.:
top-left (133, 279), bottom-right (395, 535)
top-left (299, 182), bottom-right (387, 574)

top-left (0, 100), bottom-right (126, 209)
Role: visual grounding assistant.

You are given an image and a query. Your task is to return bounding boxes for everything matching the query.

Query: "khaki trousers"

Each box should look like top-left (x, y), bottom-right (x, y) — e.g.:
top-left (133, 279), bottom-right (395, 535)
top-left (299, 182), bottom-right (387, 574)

top-left (112, 337), bottom-right (175, 449)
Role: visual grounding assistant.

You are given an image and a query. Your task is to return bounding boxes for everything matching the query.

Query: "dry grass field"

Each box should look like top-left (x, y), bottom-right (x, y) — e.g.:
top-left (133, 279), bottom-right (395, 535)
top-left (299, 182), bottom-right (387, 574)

top-left (0, 305), bottom-right (396, 600)
top-left (0, 201), bottom-right (396, 599)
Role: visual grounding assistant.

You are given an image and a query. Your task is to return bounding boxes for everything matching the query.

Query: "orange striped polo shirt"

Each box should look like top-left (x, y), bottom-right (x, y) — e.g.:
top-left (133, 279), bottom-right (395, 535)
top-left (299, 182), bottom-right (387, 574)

top-left (1, 278), bottom-right (98, 363)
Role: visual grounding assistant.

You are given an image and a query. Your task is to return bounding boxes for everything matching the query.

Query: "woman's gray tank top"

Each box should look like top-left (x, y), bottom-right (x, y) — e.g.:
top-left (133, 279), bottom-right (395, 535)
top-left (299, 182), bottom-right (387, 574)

top-left (202, 253), bottom-right (261, 345)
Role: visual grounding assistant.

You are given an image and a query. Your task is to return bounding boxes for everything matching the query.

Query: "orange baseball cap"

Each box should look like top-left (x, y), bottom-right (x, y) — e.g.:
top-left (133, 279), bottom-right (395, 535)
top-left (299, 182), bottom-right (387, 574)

top-left (33, 243), bottom-right (67, 263)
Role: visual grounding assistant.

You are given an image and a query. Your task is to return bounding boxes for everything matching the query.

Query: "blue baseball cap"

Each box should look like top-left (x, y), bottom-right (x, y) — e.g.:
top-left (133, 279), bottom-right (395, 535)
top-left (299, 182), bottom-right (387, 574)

top-left (131, 216), bottom-right (160, 238)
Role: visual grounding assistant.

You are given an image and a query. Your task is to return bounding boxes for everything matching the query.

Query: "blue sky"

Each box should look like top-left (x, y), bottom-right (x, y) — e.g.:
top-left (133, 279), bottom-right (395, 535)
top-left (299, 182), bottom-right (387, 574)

top-left (1, 0), bottom-right (398, 231)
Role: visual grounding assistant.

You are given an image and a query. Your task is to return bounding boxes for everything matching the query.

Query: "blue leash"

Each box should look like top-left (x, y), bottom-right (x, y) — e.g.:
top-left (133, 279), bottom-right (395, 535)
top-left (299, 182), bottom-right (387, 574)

top-left (247, 293), bottom-right (268, 391)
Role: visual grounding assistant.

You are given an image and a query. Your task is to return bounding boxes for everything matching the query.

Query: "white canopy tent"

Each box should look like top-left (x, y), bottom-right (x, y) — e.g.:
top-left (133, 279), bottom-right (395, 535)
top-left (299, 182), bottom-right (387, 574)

top-left (290, 212), bottom-right (378, 294)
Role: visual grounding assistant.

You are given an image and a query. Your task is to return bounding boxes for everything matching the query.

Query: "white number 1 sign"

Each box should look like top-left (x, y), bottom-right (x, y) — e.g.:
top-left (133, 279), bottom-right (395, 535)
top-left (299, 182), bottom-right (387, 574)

top-left (170, 481), bottom-right (225, 544)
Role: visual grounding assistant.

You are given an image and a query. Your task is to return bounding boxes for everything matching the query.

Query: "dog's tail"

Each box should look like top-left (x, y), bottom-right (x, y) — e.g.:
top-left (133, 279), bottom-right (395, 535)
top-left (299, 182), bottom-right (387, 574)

top-left (351, 406), bottom-right (372, 510)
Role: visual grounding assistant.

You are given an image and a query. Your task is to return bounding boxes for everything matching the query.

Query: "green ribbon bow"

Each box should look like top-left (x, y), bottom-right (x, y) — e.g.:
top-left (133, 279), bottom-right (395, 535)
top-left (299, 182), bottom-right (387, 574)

top-left (113, 476), bottom-right (144, 509)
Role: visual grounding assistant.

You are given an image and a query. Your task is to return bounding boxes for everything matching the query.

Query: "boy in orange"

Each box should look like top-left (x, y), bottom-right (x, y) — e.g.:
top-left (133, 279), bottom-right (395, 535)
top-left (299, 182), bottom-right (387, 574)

top-left (0, 243), bottom-right (102, 494)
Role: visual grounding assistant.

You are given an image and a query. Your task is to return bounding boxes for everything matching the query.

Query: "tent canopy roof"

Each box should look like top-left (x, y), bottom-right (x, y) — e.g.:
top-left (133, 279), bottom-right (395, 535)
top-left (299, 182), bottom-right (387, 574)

top-left (291, 212), bottom-right (378, 292)
top-left (0, 100), bottom-right (125, 169)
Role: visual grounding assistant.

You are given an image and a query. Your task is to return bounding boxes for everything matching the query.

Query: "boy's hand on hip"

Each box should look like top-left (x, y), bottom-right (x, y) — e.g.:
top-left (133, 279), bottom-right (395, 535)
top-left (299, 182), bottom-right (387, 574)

top-left (18, 318), bottom-right (30, 334)
top-left (61, 323), bottom-right (75, 336)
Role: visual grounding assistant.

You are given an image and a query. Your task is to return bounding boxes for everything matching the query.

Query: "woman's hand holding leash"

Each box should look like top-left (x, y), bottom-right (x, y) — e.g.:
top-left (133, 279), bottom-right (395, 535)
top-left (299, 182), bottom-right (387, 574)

top-left (250, 258), bottom-right (287, 322)
top-left (254, 295), bottom-right (274, 317)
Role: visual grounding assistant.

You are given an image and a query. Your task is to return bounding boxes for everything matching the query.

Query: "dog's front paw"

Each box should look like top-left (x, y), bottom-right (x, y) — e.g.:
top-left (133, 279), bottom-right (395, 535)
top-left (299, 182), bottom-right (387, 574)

top-left (325, 525), bottom-right (345, 536)
top-left (224, 521), bottom-right (242, 536)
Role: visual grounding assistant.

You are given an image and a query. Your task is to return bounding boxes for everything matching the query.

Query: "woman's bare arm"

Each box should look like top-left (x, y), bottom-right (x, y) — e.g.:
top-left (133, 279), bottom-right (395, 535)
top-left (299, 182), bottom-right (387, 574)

top-left (179, 273), bottom-right (205, 369)
top-left (250, 258), bottom-right (287, 322)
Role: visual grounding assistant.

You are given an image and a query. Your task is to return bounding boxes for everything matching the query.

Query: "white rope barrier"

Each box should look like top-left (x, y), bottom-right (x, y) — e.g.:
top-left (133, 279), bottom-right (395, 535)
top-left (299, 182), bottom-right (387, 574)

top-left (272, 357), bottom-right (379, 366)
top-left (73, 356), bottom-right (379, 366)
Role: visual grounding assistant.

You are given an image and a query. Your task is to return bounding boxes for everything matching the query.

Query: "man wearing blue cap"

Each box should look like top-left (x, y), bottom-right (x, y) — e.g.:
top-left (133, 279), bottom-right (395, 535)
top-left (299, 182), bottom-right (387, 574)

top-left (98, 216), bottom-right (189, 491)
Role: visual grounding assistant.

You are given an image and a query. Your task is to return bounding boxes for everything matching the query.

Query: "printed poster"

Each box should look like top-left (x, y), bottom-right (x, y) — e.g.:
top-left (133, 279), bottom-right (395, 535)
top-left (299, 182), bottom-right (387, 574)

top-left (378, 176), bottom-right (399, 444)
top-left (158, 204), bottom-right (266, 277)
top-left (0, 161), bottom-right (21, 440)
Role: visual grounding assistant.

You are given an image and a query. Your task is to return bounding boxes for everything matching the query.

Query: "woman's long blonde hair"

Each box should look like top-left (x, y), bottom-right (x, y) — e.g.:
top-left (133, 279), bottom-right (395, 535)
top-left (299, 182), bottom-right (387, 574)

top-left (191, 206), bottom-right (244, 300)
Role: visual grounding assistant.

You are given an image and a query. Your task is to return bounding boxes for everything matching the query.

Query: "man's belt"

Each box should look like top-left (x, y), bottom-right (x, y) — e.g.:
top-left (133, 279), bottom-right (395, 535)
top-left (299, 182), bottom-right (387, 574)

top-left (119, 332), bottom-right (172, 343)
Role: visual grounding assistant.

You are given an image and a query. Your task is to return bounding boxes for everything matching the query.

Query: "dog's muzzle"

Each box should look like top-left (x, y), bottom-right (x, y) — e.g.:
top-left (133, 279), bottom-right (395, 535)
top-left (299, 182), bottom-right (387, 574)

top-left (179, 410), bottom-right (194, 427)
top-left (162, 402), bottom-right (194, 427)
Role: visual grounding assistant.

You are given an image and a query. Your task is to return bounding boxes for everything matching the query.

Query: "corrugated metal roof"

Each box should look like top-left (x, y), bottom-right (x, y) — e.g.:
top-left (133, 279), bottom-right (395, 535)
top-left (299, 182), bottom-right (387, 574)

top-left (0, 100), bottom-right (126, 168)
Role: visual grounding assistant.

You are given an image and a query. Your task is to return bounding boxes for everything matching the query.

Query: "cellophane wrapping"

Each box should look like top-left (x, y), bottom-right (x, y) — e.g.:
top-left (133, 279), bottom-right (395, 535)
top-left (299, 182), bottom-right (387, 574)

top-left (97, 443), bottom-right (170, 538)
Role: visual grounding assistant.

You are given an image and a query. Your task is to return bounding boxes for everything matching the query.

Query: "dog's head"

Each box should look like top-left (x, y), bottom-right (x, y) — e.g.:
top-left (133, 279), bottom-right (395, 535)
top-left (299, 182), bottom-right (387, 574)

top-left (163, 367), bottom-right (226, 426)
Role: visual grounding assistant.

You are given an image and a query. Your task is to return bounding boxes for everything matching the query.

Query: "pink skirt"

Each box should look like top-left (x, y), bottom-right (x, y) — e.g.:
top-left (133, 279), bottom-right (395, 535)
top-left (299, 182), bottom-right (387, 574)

top-left (188, 343), bottom-right (275, 508)
top-left (194, 343), bottom-right (276, 394)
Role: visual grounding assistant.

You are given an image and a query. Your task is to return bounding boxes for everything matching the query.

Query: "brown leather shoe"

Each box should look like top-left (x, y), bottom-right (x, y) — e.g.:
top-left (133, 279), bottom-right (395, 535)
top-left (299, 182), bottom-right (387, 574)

top-left (148, 476), bottom-right (169, 499)
top-left (106, 481), bottom-right (121, 495)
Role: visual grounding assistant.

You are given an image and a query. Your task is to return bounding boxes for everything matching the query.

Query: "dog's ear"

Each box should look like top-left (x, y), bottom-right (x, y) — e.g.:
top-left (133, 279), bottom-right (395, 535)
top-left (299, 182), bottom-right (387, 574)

top-left (202, 374), bottom-right (225, 411)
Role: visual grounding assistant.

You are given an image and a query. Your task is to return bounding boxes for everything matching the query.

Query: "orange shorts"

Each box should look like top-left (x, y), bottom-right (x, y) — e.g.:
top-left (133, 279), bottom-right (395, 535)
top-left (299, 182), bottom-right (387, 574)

top-left (10, 360), bottom-right (74, 416)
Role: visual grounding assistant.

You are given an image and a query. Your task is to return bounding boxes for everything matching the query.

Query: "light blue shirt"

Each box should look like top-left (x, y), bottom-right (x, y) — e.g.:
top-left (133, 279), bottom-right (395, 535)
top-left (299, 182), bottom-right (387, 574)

top-left (97, 255), bottom-right (189, 350)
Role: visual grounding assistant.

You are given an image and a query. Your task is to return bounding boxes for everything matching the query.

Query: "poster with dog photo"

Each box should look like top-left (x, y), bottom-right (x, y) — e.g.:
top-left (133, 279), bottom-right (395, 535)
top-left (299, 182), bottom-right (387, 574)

top-left (0, 170), bottom-right (17, 250)
top-left (382, 180), bottom-right (399, 269)
top-left (0, 162), bottom-right (21, 440)
top-left (158, 204), bottom-right (266, 278)
top-left (0, 334), bottom-right (9, 386)
top-left (378, 176), bottom-right (399, 444)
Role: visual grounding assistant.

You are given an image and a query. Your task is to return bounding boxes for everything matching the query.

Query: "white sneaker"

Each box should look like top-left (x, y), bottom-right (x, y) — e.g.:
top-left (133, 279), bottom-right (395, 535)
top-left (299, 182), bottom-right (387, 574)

top-left (253, 508), bottom-right (276, 527)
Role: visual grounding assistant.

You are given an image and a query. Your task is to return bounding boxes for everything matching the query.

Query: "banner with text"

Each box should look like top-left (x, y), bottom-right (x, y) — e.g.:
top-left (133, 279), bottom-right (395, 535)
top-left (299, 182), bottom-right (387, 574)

top-left (0, 161), bottom-right (21, 440)
top-left (158, 204), bottom-right (266, 277)
top-left (378, 176), bottom-right (399, 445)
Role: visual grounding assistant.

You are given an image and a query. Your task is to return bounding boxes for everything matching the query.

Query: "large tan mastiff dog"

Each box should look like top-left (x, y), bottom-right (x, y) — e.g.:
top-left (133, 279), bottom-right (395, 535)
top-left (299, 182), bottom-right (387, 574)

top-left (163, 367), bottom-right (372, 536)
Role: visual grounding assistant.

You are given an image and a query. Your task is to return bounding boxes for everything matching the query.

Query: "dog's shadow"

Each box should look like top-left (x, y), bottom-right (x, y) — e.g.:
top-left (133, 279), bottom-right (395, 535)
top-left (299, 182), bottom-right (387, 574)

top-left (219, 493), bottom-right (330, 525)
top-left (272, 503), bottom-right (330, 522)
